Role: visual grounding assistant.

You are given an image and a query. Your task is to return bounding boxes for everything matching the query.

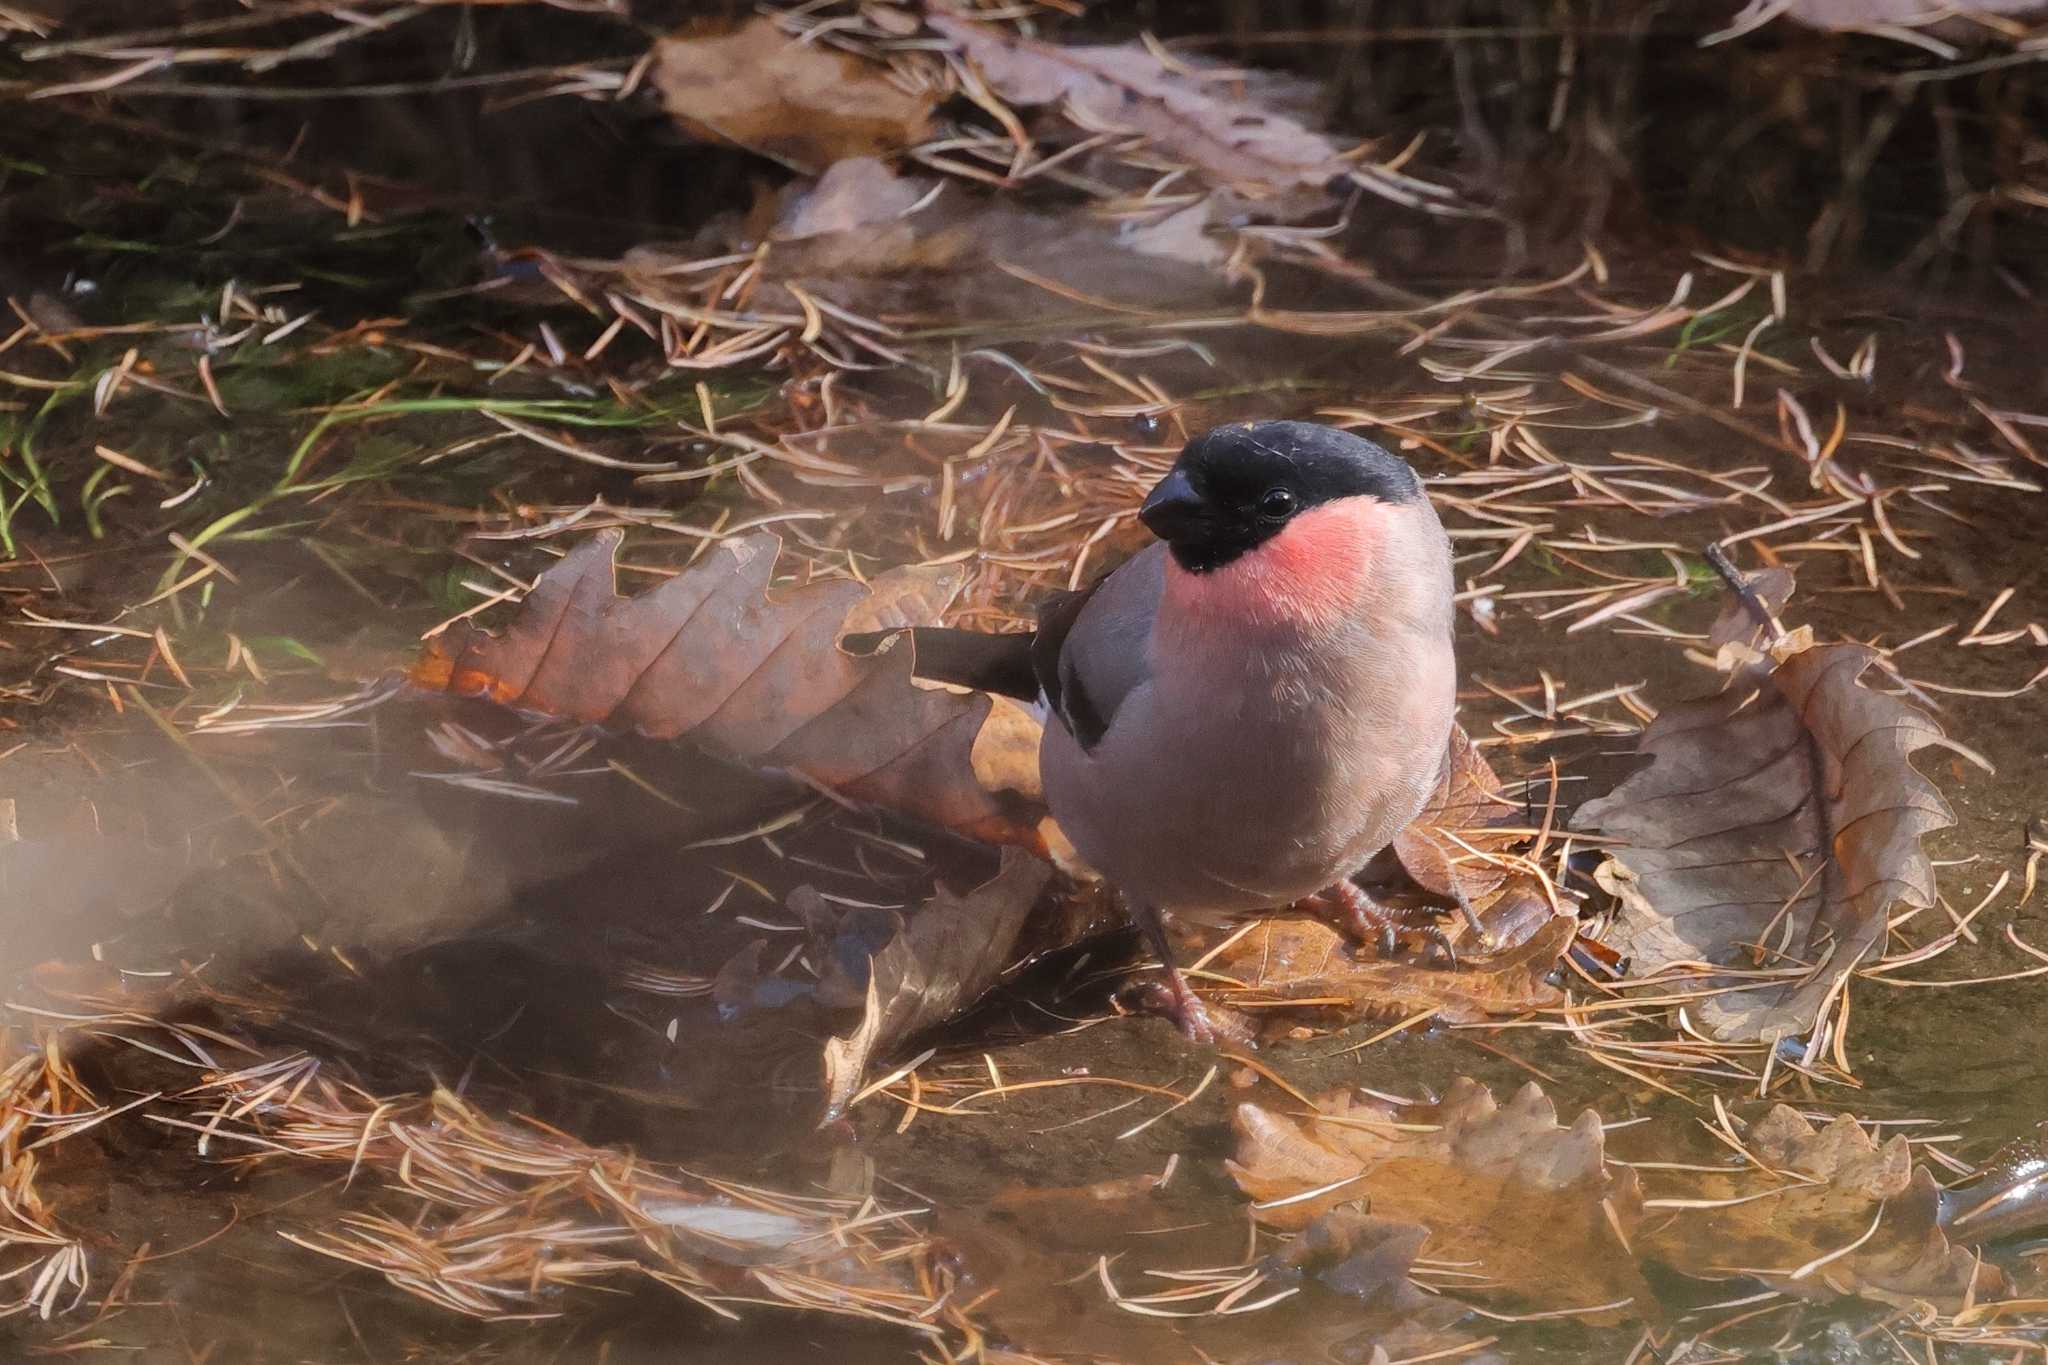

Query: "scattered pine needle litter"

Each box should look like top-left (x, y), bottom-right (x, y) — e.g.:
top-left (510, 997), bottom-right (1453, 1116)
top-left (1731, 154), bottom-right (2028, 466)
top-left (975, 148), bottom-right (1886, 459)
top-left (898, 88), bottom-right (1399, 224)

top-left (7, 0), bottom-right (2048, 1358)
top-left (222, 1074), bottom-right (948, 1329)
top-left (0, 1045), bottom-right (96, 1320)
top-left (0, 1018), bottom-right (959, 1334)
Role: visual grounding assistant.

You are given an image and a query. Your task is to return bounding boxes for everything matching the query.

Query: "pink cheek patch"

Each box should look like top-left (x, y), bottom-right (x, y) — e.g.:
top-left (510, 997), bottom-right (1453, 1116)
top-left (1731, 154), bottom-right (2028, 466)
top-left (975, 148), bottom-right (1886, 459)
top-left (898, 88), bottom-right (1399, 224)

top-left (1253, 502), bottom-right (1376, 624)
top-left (1164, 501), bottom-right (1380, 634)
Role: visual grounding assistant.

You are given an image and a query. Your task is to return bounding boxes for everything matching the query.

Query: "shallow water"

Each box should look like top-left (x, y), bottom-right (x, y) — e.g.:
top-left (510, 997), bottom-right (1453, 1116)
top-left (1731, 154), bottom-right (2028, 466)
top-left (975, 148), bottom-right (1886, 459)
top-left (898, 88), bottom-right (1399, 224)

top-left (6, 9), bottom-right (2048, 1362)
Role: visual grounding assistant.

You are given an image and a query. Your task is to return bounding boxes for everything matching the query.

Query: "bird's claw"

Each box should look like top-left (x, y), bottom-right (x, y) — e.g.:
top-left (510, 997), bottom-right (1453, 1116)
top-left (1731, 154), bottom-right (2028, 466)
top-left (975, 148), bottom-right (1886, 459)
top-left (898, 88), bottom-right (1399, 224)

top-left (1118, 979), bottom-right (1257, 1048)
top-left (1411, 923), bottom-right (1458, 968)
top-left (1313, 880), bottom-right (1463, 968)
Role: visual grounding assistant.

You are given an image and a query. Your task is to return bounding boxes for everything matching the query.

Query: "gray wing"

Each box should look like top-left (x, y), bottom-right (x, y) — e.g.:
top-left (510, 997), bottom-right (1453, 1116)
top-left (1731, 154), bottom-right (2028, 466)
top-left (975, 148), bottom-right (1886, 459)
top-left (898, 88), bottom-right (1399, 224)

top-left (1037, 543), bottom-right (1163, 752)
top-left (843, 545), bottom-right (1162, 755)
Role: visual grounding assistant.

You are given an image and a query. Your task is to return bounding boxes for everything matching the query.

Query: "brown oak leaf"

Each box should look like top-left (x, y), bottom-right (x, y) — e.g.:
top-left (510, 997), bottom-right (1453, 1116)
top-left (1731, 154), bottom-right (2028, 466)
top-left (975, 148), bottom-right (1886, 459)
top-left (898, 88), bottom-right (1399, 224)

top-left (928, 9), bottom-right (1345, 210)
top-left (1194, 900), bottom-right (1569, 1029)
top-left (410, 530), bottom-right (1050, 853)
top-left (1638, 1106), bottom-right (2007, 1311)
top-left (1229, 1077), bottom-right (1652, 1322)
top-left (1388, 723), bottom-right (1518, 912)
top-left (818, 849), bottom-right (1054, 1116)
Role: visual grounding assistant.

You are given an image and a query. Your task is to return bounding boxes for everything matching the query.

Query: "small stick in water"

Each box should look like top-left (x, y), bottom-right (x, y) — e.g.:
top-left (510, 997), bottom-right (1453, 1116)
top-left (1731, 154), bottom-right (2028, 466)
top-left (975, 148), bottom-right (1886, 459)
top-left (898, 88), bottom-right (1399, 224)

top-left (1703, 541), bottom-right (1786, 645)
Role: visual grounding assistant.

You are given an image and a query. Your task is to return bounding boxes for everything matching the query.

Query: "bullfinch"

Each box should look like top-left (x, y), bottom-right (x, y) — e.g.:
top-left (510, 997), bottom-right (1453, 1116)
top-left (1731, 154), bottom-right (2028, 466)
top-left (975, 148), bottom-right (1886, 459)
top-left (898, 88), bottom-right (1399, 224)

top-left (889, 421), bottom-right (1459, 1042)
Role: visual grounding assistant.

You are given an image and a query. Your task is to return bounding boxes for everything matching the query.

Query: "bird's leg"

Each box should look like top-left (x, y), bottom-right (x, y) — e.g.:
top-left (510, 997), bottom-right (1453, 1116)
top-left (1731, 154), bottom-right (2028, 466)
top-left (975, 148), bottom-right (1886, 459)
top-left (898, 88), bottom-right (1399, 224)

top-left (1450, 882), bottom-right (1493, 950)
top-left (1127, 902), bottom-right (1230, 1046)
top-left (1316, 880), bottom-right (1457, 967)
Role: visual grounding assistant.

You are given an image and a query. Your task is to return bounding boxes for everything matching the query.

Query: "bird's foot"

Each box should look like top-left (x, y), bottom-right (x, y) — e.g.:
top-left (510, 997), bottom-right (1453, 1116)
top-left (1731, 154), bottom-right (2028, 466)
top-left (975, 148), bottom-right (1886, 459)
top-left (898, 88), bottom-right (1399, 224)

top-left (1119, 976), bottom-right (1258, 1048)
top-left (1124, 901), bottom-right (1259, 1047)
top-left (1309, 880), bottom-right (1459, 967)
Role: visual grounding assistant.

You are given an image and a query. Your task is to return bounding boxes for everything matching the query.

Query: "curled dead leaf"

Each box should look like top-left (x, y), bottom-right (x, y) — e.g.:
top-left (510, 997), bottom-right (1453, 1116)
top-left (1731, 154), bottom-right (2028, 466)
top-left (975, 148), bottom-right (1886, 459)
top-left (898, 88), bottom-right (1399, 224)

top-left (1389, 724), bottom-right (1518, 911)
top-left (1576, 567), bottom-right (1963, 1040)
top-left (928, 10), bottom-right (1344, 209)
top-left (410, 530), bottom-right (1049, 853)
top-left (693, 155), bottom-right (1234, 315)
top-left (819, 849), bottom-right (1053, 1117)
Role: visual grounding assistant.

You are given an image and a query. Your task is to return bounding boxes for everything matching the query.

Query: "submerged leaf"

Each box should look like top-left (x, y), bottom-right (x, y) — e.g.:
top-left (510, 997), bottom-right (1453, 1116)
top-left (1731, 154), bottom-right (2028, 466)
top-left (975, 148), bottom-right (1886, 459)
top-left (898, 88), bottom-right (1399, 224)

top-left (1266, 1205), bottom-right (1435, 1313)
top-left (624, 156), bottom-right (1235, 327)
top-left (1229, 1078), bottom-right (1652, 1321)
top-left (1233, 1082), bottom-right (2010, 1323)
top-left (943, 1171), bottom-right (1488, 1365)
top-left (1197, 905), bottom-right (1570, 1029)
top-left (411, 530), bottom-right (1050, 853)
top-left (1638, 1106), bottom-right (2007, 1311)
top-left (1576, 569), bottom-right (1960, 1040)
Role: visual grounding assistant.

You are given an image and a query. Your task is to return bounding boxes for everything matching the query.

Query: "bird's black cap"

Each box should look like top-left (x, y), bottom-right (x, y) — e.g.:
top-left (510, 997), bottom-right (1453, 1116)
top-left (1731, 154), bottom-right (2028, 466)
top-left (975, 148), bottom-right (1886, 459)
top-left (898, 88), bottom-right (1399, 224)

top-left (1139, 421), bottom-right (1421, 573)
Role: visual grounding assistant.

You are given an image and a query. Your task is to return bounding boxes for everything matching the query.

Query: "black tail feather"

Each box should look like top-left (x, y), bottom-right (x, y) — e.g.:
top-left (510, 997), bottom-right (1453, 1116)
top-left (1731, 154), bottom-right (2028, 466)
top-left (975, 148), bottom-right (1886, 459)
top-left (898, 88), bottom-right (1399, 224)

top-left (843, 626), bottom-right (1040, 703)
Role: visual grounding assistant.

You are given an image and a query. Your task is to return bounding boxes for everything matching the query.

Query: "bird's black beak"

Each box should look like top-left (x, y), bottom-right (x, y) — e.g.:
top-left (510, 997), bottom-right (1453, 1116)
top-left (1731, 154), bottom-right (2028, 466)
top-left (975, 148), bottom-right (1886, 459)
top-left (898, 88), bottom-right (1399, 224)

top-left (1139, 468), bottom-right (1206, 543)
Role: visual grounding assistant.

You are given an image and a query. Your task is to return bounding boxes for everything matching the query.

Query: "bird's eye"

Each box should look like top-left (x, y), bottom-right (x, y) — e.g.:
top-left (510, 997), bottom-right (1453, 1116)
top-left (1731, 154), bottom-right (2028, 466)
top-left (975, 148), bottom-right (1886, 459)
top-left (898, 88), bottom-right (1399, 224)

top-left (1257, 487), bottom-right (1298, 521)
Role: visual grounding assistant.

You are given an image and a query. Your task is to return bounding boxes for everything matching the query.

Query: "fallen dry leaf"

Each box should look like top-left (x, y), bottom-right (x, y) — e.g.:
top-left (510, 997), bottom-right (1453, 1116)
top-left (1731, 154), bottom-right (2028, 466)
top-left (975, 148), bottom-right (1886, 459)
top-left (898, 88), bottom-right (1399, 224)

top-left (1265, 1204), bottom-right (1434, 1312)
top-left (943, 1171), bottom-right (1488, 1365)
top-left (1638, 1106), bottom-right (2007, 1311)
top-left (1195, 903), bottom-right (1570, 1030)
top-left (1229, 1078), bottom-right (1652, 1321)
top-left (928, 10), bottom-right (1344, 212)
top-left (775, 156), bottom-right (933, 241)
top-left (1389, 723), bottom-right (1517, 911)
top-left (1575, 568), bottom-right (1961, 1040)
top-left (410, 530), bottom-right (1051, 853)
top-left (818, 849), bottom-right (1053, 1116)
top-left (652, 18), bottom-right (934, 173)
top-left (1233, 1081), bottom-right (2009, 1324)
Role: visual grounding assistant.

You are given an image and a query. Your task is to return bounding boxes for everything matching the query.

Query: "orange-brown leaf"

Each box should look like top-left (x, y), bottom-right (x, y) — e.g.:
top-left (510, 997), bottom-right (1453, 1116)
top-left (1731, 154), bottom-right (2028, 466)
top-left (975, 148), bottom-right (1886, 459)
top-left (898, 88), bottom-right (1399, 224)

top-left (819, 849), bottom-right (1053, 1116)
top-left (1229, 1078), bottom-right (1652, 1321)
top-left (928, 10), bottom-right (1345, 206)
top-left (1390, 723), bottom-right (1517, 915)
top-left (1198, 901), bottom-right (1569, 1028)
top-left (412, 531), bottom-right (1048, 852)
top-left (1637, 1106), bottom-right (2007, 1311)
